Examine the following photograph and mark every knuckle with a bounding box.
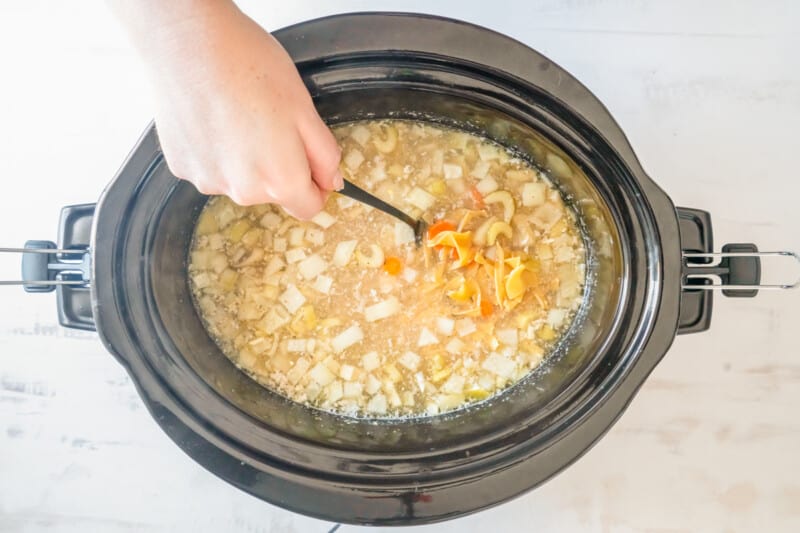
[285,197,323,221]
[164,154,193,180]
[227,190,253,206]
[193,182,215,196]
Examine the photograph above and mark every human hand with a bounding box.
[109,1,342,219]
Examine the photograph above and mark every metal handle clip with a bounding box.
[0,243,91,291]
[682,249,799,293]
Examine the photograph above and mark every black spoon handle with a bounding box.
[339,178,417,229]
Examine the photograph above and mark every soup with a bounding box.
[188,120,585,417]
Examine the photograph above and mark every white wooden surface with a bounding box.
[1,1,798,532]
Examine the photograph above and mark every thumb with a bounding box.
[299,113,343,192]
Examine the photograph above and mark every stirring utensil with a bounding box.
[339,179,428,246]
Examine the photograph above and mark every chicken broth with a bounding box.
[188,120,586,417]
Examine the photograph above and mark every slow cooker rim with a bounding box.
[133,77,656,469]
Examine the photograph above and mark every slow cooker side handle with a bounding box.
[0,204,96,331]
[677,207,799,335]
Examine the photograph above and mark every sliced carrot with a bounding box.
[383,256,403,276]
[470,186,485,208]
[427,220,456,240]
[480,299,493,317]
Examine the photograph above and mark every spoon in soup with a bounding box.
[338,178,428,246]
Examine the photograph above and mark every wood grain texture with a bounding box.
[1,1,798,532]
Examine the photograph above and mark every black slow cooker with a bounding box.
[5,13,798,526]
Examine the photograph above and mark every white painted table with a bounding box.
[1,1,798,531]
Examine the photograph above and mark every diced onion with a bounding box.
[366,393,388,414]
[398,351,421,371]
[344,149,365,170]
[343,382,363,398]
[394,222,415,246]
[401,267,418,283]
[364,297,400,322]
[414,372,426,392]
[417,327,439,347]
[522,182,547,207]
[309,362,336,386]
[442,374,465,394]
[285,248,307,264]
[471,160,490,179]
[311,210,337,229]
[339,364,355,381]
[371,163,387,183]
[279,284,307,314]
[192,272,211,289]
[305,383,321,402]
[482,353,516,378]
[436,317,455,336]
[288,227,305,247]
[478,143,501,161]
[476,176,499,195]
[445,337,466,355]
[326,380,344,402]
[407,187,436,210]
[298,254,328,280]
[531,203,563,229]
[432,150,444,175]
[356,244,384,268]
[216,205,237,228]
[547,309,568,329]
[443,163,463,180]
[210,252,228,274]
[455,318,477,337]
[260,212,281,229]
[264,256,286,277]
[362,351,380,372]
[261,307,290,334]
[365,374,382,394]
[332,324,364,353]
[286,339,308,352]
[350,124,371,146]
[312,274,333,294]
[437,393,465,411]
[546,152,572,178]
[305,228,324,246]
[336,195,357,210]
[555,246,574,263]
[286,357,310,384]
[496,328,519,347]
[333,240,358,267]
[402,391,415,407]
[273,237,287,252]
[384,381,401,407]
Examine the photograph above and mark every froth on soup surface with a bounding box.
[188,120,586,417]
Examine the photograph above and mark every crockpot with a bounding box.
[3,13,798,526]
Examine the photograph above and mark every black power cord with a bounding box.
[327,524,342,533]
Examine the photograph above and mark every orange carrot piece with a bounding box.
[480,299,493,317]
[470,186,485,208]
[427,220,456,240]
[383,256,403,276]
